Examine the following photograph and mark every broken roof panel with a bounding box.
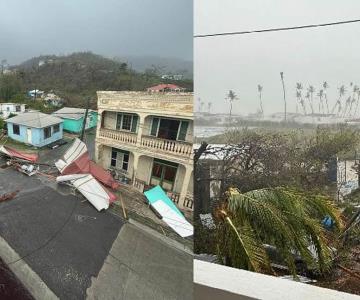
[0,145,38,162]
[56,138,119,189]
[144,185,193,238]
[56,174,116,211]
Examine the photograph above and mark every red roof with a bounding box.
[1,146,38,162]
[61,151,119,190]
[147,84,184,92]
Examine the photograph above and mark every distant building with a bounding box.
[147,84,186,93]
[52,107,97,133]
[0,103,26,119]
[95,91,193,212]
[6,112,63,147]
[161,74,184,81]
[42,92,65,107]
[28,89,44,99]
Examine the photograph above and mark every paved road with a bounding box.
[87,223,193,300]
[0,166,123,299]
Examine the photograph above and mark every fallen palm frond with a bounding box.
[216,187,343,276]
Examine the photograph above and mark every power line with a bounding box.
[194,18,360,38]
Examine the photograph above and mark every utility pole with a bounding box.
[80,98,90,141]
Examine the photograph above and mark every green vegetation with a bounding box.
[195,127,360,280]
[0,52,193,109]
[217,187,342,275]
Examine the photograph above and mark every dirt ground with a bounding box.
[314,245,360,295]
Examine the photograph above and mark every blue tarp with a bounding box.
[144,185,184,219]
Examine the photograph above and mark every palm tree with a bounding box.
[354,88,360,117]
[208,102,212,113]
[226,90,238,120]
[216,187,342,275]
[317,89,324,114]
[280,72,286,121]
[331,85,346,116]
[257,84,264,116]
[308,85,315,115]
[349,85,359,117]
[296,83,306,115]
[200,101,205,113]
[323,82,329,114]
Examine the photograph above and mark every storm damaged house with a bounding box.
[95,91,194,213]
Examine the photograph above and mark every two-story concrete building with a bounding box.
[95,91,194,212]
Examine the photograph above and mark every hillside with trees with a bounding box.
[0,52,193,110]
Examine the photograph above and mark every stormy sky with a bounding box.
[195,0,360,115]
[0,0,192,65]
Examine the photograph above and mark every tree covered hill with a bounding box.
[1,52,193,109]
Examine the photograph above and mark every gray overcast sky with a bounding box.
[195,0,360,115]
[0,0,192,65]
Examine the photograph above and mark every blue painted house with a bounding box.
[6,112,63,147]
[52,107,97,133]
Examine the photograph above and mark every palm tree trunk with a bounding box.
[259,93,264,116]
[354,94,360,117]
[280,73,286,121]
[325,95,329,114]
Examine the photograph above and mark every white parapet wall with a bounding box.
[194,260,360,300]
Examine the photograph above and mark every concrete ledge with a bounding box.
[194,260,360,300]
[0,236,58,300]
[129,218,193,255]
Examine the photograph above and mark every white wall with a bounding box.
[194,260,360,300]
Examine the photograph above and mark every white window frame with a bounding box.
[116,113,135,132]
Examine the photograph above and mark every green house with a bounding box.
[52,107,98,133]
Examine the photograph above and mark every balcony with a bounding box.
[98,128,193,160]
[140,135,192,158]
[99,128,137,145]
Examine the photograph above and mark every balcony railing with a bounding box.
[99,128,137,145]
[98,129,193,158]
[141,135,193,157]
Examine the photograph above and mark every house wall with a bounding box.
[103,111,117,130]
[63,118,83,133]
[62,111,98,133]
[31,123,63,147]
[137,156,153,182]
[7,122,63,147]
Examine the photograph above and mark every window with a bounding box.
[13,124,20,135]
[110,148,130,171]
[177,121,189,141]
[151,159,178,188]
[150,118,159,136]
[44,126,52,139]
[116,113,138,133]
[53,124,60,133]
[122,115,132,130]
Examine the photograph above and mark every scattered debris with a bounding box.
[0,191,19,202]
[199,213,216,229]
[0,145,38,162]
[144,185,193,238]
[47,139,68,149]
[280,275,317,284]
[16,164,39,176]
[57,174,116,211]
[55,138,119,189]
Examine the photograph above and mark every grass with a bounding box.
[0,137,39,152]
